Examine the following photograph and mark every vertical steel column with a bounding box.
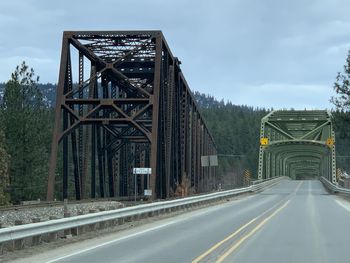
[47,35,69,201]
[70,115,81,200]
[62,110,68,199]
[197,119,201,192]
[149,34,162,199]
[200,123,204,192]
[165,65,174,198]
[90,65,97,198]
[331,129,337,183]
[180,82,187,188]
[78,52,85,198]
[188,105,193,190]
[258,121,266,180]
[192,111,197,190]
[107,132,115,197]
[91,123,96,198]
[96,126,104,198]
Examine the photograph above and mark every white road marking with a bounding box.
[334,199,350,212]
[45,220,179,262]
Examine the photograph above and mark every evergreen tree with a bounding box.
[330,50,350,173]
[0,130,10,205]
[0,62,52,203]
[331,50,350,110]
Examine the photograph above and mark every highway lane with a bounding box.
[219,180,350,263]
[11,180,350,263]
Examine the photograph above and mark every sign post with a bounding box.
[133,168,152,202]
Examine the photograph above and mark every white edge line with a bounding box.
[335,199,350,213]
[45,220,178,263]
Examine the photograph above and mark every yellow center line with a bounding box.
[215,200,290,263]
[192,197,290,263]
[192,181,297,263]
[191,217,259,263]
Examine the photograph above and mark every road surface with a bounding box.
[11,180,350,263]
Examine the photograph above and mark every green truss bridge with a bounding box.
[257,110,336,183]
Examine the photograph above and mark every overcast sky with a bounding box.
[0,0,349,109]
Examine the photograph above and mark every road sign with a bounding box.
[209,155,218,166]
[326,138,334,147]
[201,156,209,167]
[201,155,218,167]
[260,137,269,146]
[144,189,152,196]
[133,168,152,174]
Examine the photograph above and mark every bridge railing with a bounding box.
[0,177,287,250]
[320,176,350,195]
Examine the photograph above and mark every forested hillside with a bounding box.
[194,92,268,185]
[0,83,56,106]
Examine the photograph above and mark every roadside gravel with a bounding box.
[0,201,124,227]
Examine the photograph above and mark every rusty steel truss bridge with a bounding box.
[47,31,217,201]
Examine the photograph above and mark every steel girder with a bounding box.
[47,31,217,200]
[258,110,336,182]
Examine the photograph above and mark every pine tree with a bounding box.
[0,130,10,205]
[0,62,52,203]
[331,50,350,110]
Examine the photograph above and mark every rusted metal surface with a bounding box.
[47,31,217,200]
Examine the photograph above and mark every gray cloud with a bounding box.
[0,0,349,109]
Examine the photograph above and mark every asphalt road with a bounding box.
[12,180,350,263]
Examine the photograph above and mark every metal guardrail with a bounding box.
[320,176,350,195]
[251,176,288,185]
[0,177,286,244]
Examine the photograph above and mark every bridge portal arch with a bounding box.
[257,110,336,183]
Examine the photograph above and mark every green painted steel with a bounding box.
[257,110,336,183]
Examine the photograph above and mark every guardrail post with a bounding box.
[118,217,124,225]
[138,212,145,220]
[133,213,140,221]
[98,208,106,229]
[0,222,3,254]
[88,209,97,231]
[48,216,58,241]
[64,212,72,237]
[73,211,84,235]
[109,218,116,227]
[31,218,41,246]
[13,220,24,250]
[0,221,4,255]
